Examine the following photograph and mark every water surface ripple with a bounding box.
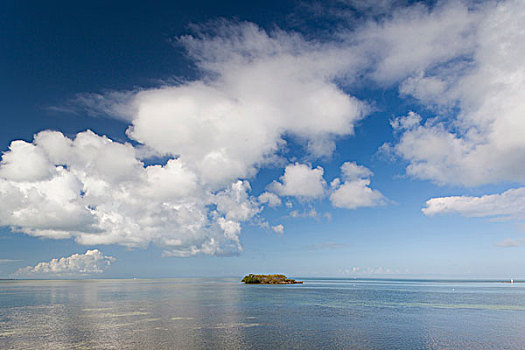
[1,278,524,349]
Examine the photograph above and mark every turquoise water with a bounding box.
[1,278,525,349]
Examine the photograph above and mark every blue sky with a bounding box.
[1,0,525,279]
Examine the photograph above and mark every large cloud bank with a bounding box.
[388,0,525,186]
[0,23,380,256]
[0,130,263,256]
[380,0,525,220]
[2,0,525,254]
[15,249,115,276]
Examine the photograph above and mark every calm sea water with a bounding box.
[1,278,525,349]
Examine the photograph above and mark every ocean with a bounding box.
[1,278,525,349]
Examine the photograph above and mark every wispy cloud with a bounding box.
[494,238,525,248]
[305,242,347,251]
[339,266,402,276]
[0,259,22,263]
[289,208,318,219]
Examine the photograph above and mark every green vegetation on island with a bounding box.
[241,274,303,284]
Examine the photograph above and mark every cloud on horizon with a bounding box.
[14,250,115,277]
[339,266,401,276]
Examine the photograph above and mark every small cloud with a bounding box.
[288,208,318,219]
[390,111,422,131]
[258,192,282,207]
[269,163,326,199]
[271,224,284,235]
[339,266,399,276]
[494,238,525,248]
[330,162,386,209]
[257,220,270,229]
[14,249,115,277]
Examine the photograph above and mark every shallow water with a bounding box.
[1,278,525,349]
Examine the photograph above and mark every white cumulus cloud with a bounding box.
[0,131,259,256]
[15,249,115,276]
[387,0,525,187]
[271,224,284,235]
[330,162,385,209]
[1,21,373,256]
[258,192,282,207]
[269,163,327,199]
[90,22,368,188]
[8,0,520,255]
[423,188,525,221]
[360,0,525,227]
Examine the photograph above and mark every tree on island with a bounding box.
[241,274,302,284]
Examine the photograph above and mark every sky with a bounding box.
[1,0,525,279]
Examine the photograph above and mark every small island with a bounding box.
[241,274,303,284]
